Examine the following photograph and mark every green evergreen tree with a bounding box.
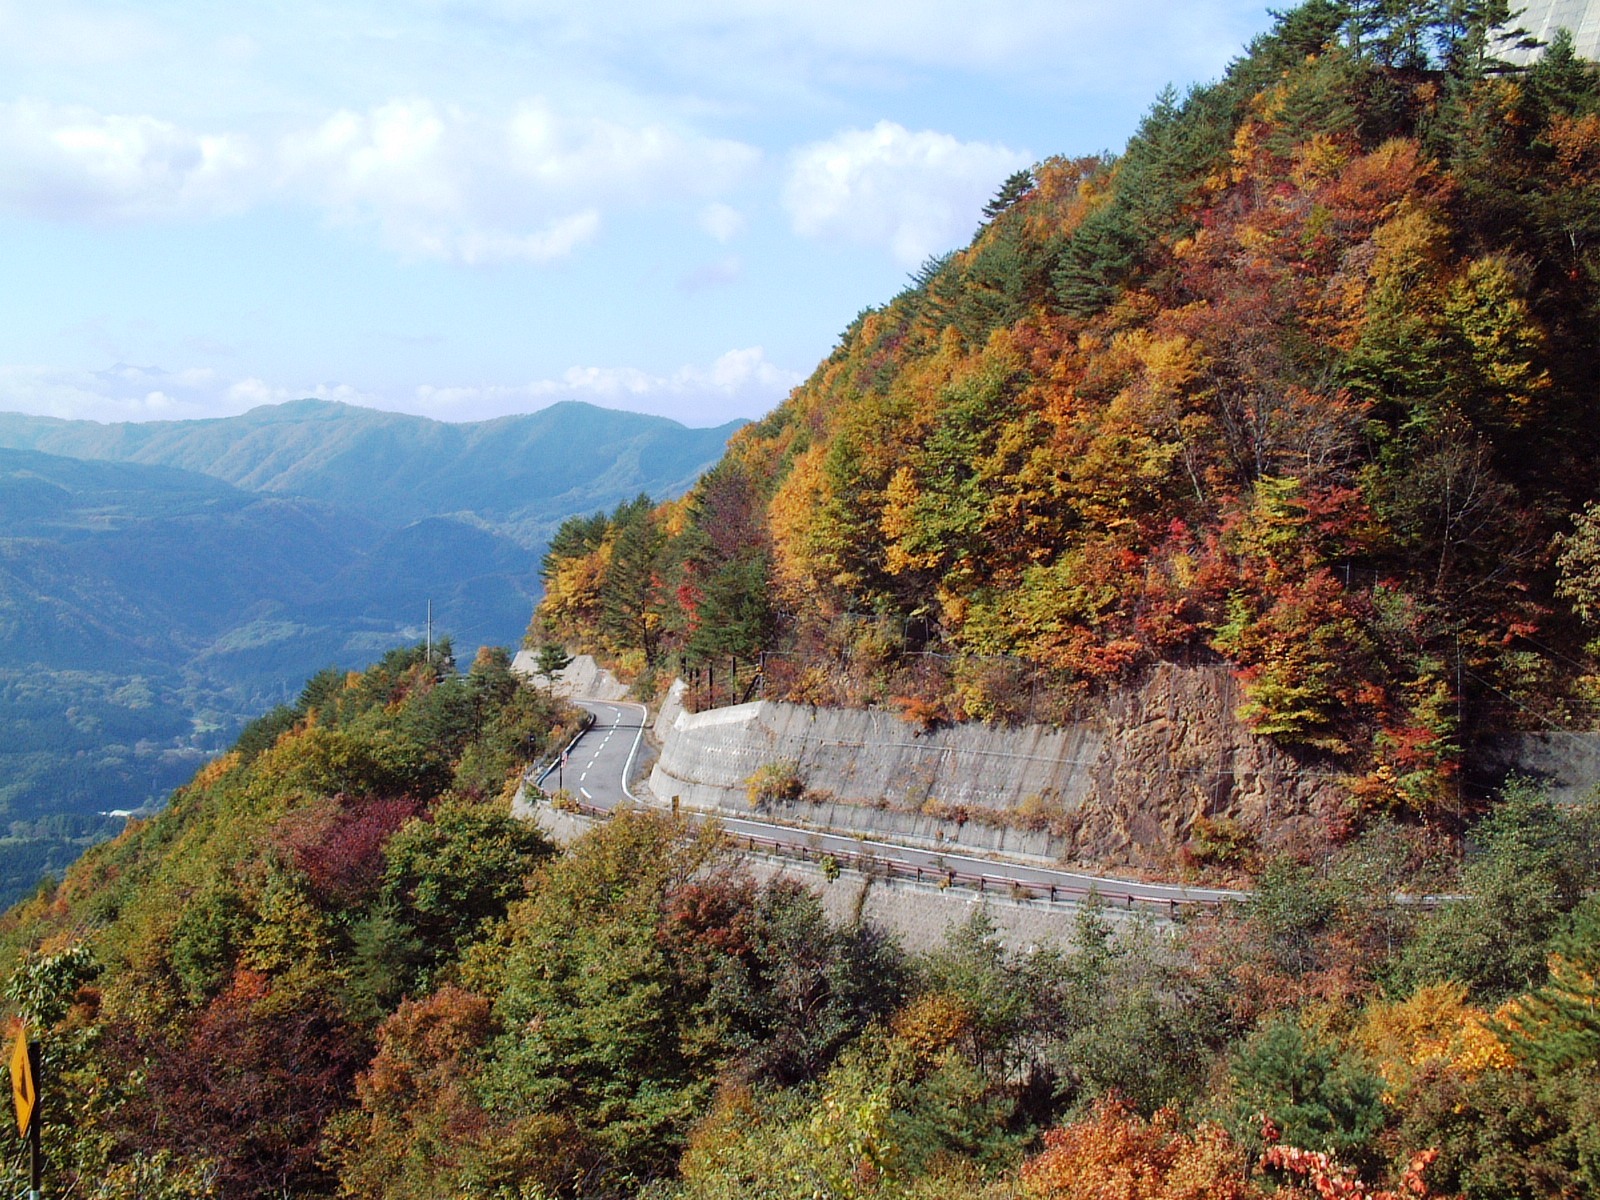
[600,494,668,662]
[1501,897,1600,1072]
[982,168,1035,219]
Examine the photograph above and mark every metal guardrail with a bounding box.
[532,712,597,787]
[726,831,1217,915]
[539,797,1218,915]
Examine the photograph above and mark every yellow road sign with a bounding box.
[9,1027,35,1138]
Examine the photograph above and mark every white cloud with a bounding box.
[278,97,760,263]
[784,120,1028,265]
[507,101,756,198]
[0,94,757,263]
[223,376,374,410]
[414,347,801,424]
[0,363,376,423]
[699,201,746,242]
[0,348,798,427]
[0,99,260,222]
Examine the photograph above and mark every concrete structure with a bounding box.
[522,795,1155,952]
[1499,0,1600,62]
[510,651,630,701]
[648,690,1100,861]
[1473,731,1600,804]
[647,662,1349,873]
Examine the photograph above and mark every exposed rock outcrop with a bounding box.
[650,662,1344,872]
[1065,663,1342,869]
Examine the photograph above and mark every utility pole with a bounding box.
[426,599,433,666]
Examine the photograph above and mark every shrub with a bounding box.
[746,761,804,808]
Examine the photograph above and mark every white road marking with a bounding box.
[580,771,588,781]
[580,788,592,799]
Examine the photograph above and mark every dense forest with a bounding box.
[0,399,739,908]
[539,0,1600,829]
[2,640,1598,1198]
[9,2,1600,1197]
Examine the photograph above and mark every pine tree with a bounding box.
[600,495,668,663]
[982,169,1035,219]
[1502,898,1600,1072]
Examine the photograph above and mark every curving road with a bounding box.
[539,698,1243,910]
[538,699,649,805]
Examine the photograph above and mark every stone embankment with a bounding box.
[650,662,1343,872]
[527,801,1143,952]
[510,651,630,701]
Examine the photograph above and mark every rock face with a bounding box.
[1065,662,1342,869]
[511,652,630,701]
[650,662,1345,872]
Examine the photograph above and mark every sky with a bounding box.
[0,0,1276,429]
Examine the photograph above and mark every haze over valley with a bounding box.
[0,399,739,905]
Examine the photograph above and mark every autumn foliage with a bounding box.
[13,5,1600,1198]
[1018,1098,1259,1200]
[536,5,1600,827]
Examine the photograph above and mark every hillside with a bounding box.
[0,398,741,906]
[537,7,1600,836]
[6,6,1600,1198]
[0,448,544,903]
[0,399,746,548]
[0,643,1596,1199]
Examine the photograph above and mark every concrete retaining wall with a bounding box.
[737,854,1146,953]
[512,785,1144,951]
[649,699,1098,861]
[1473,732,1600,804]
[511,652,630,701]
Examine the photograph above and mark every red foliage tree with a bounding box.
[276,794,423,906]
[116,968,366,1197]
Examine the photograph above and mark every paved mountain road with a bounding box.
[538,699,648,804]
[538,698,1243,911]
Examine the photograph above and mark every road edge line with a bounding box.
[620,701,647,802]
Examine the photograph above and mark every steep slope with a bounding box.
[9,10,1600,1200]
[537,11,1600,835]
[0,399,745,546]
[0,448,546,904]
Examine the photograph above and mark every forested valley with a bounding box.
[0,400,737,909]
[8,2,1600,1197]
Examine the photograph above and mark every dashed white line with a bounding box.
[580,787,592,800]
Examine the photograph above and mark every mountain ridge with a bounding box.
[0,400,745,903]
[0,399,747,545]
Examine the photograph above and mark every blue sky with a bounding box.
[0,0,1274,428]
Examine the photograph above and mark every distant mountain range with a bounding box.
[0,398,742,546]
[0,399,742,904]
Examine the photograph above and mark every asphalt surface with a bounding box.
[543,699,648,805]
[547,698,1244,909]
